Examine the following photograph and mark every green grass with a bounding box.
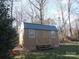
[15,44,79,59]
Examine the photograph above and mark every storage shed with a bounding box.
[19,22,59,51]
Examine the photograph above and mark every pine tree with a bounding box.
[0,1,17,59]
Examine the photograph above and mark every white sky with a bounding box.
[13,0,79,27]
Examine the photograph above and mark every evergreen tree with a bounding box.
[0,0,17,59]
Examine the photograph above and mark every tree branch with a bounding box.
[29,0,40,10]
[25,11,32,17]
[36,0,40,4]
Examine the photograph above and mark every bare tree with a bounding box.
[60,1,67,36]
[68,0,72,37]
[11,0,20,18]
[26,0,35,23]
[11,0,13,18]
[75,0,79,40]
[56,0,67,40]
[28,0,47,24]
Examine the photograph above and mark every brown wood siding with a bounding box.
[23,29,36,51]
[36,30,50,45]
[50,33,59,47]
[23,29,59,51]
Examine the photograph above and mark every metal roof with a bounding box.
[24,23,58,31]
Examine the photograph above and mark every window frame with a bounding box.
[27,29,36,39]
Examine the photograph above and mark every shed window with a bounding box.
[50,31,57,38]
[28,29,35,39]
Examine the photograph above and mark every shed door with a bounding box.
[49,31,59,47]
[36,30,50,45]
[25,29,36,50]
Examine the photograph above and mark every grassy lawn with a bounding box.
[15,43,79,59]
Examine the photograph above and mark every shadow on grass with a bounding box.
[15,45,79,59]
[23,53,79,59]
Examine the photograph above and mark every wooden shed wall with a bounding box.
[23,29,59,51]
[23,29,36,51]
